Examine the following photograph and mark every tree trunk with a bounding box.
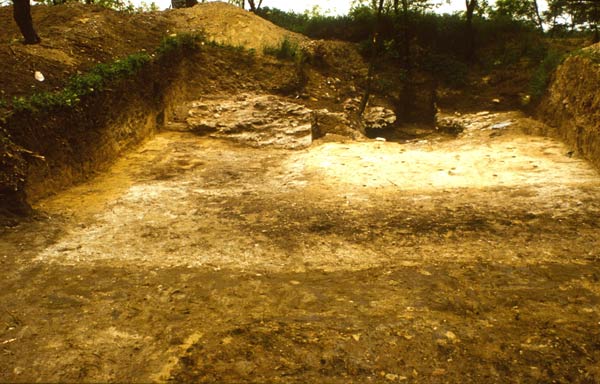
[465,0,477,62]
[247,0,262,12]
[12,0,40,45]
[401,0,410,67]
[593,0,599,43]
[358,0,385,117]
[532,0,544,32]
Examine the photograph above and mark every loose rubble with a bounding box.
[166,93,314,149]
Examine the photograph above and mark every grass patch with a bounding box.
[156,32,206,55]
[264,37,300,61]
[570,48,600,64]
[11,52,152,112]
[9,33,205,113]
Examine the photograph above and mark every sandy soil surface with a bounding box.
[1,109,599,382]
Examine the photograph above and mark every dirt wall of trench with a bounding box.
[3,58,176,208]
[537,43,600,169]
[0,45,301,217]
[7,82,159,204]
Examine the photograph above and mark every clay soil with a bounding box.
[1,2,600,383]
[1,110,600,382]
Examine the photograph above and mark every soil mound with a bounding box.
[167,2,307,51]
[0,1,305,100]
[538,42,600,169]
[0,3,170,99]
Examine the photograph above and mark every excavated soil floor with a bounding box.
[1,110,600,383]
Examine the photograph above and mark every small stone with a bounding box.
[445,331,458,342]
[34,71,45,82]
[491,121,512,130]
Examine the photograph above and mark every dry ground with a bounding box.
[1,3,600,383]
[1,110,599,383]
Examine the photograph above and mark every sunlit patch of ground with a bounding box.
[32,115,600,271]
[296,136,596,191]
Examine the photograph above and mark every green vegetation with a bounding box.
[528,46,598,102]
[423,53,469,87]
[571,48,600,64]
[529,49,566,100]
[11,53,151,112]
[257,8,366,42]
[256,0,598,109]
[545,0,598,42]
[257,0,597,66]
[263,37,300,60]
[156,33,206,55]
[9,34,205,113]
[4,0,596,113]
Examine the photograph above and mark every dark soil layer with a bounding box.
[2,261,599,383]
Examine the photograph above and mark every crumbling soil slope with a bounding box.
[538,43,600,169]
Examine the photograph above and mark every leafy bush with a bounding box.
[472,15,546,67]
[423,53,469,87]
[263,37,299,60]
[257,7,374,42]
[259,4,549,69]
[529,49,565,100]
[157,33,206,55]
